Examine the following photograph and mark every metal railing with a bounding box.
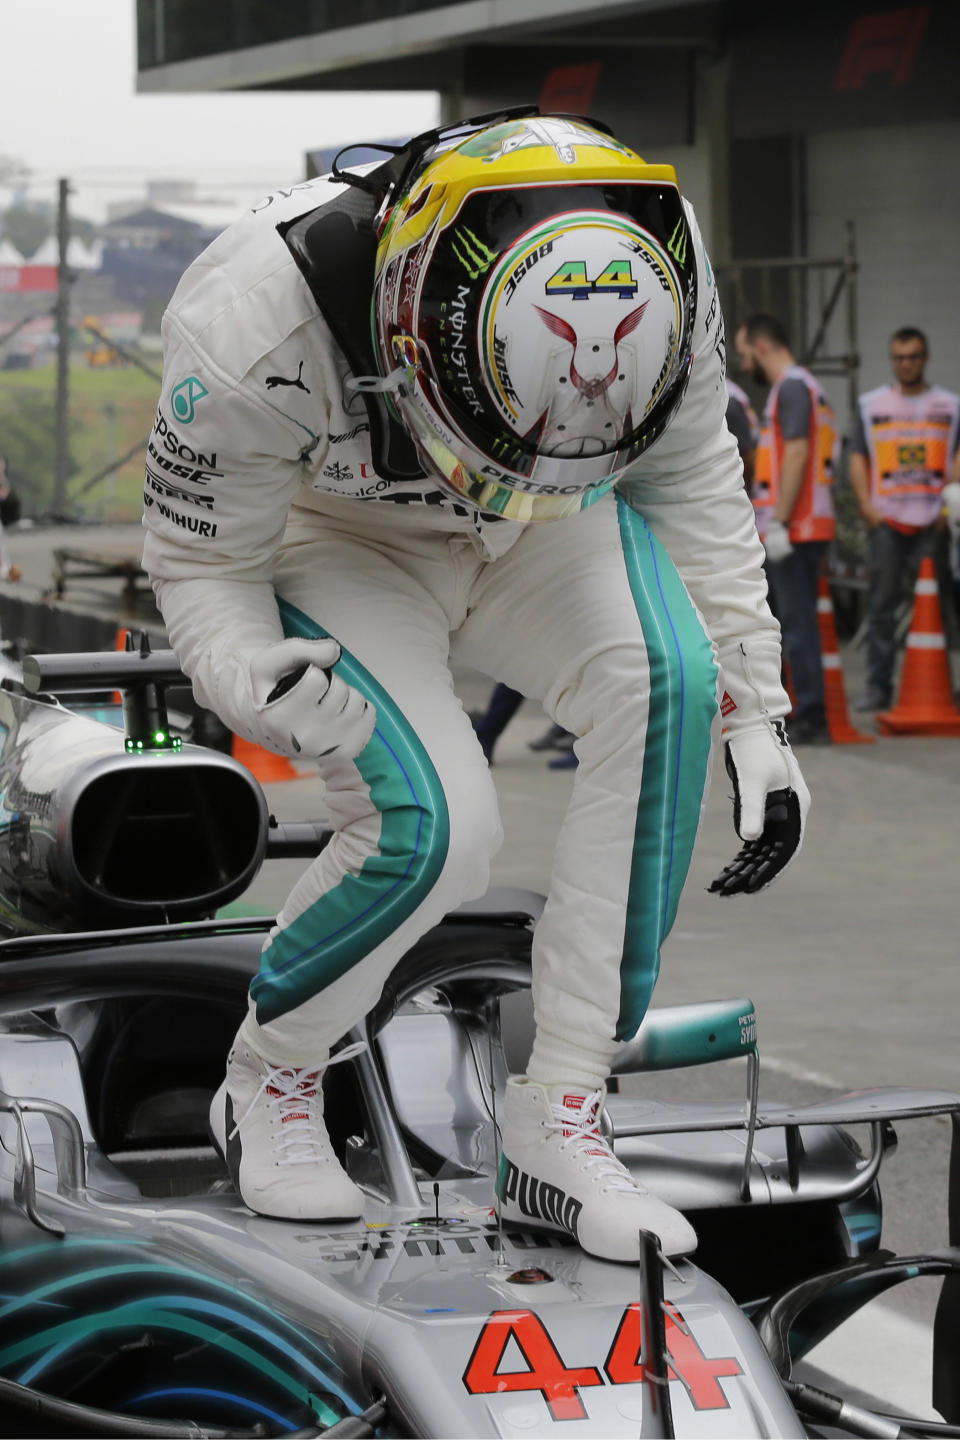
[715,221,859,419]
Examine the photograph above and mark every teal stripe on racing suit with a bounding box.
[249,596,450,1025]
[615,495,717,1041]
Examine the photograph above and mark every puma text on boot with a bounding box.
[497,1076,697,1262]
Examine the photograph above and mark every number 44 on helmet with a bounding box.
[367,112,698,522]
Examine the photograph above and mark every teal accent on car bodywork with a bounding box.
[624,997,758,1071]
[0,1239,360,1428]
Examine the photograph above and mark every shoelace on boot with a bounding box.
[230,1040,367,1165]
[548,1089,646,1197]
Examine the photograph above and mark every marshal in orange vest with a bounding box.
[752,365,837,543]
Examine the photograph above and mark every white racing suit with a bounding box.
[143,174,789,1084]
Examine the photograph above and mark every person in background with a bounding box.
[529,712,577,762]
[848,328,960,712]
[725,377,760,493]
[0,455,22,584]
[469,681,576,766]
[945,458,960,636]
[735,314,836,745]
[540,716,579,769]
[470,680,525,763]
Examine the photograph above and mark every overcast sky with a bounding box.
[0,0,438,222]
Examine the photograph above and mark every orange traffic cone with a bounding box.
[876,558,960,737]
[112,626,128,705]
[231,734,309,782]
[817,578,875,744]
[783,657,797,715]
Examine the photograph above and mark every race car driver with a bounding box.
[142,109,809,1264]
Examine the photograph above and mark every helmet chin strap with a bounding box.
[345,368,408,394]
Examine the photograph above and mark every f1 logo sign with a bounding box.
[833,6,931,91]
[540,62,602,116]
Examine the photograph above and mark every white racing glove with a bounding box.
[943,482,960,537]
[943,481,960,526]
[943,482,960,581]
[708,720,811,895]
[763,518,793,564]
[249,637,377,760]
[711,639,809,895]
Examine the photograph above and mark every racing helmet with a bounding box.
[371,112,698,522]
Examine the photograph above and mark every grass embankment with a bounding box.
[0,360,158,522]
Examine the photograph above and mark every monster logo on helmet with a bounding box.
[372,111,697,522]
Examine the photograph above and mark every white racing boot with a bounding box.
[209,1039,366,1221]
[497,1076,697,1262]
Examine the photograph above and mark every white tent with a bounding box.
[20,235,102,269]
[24,236,57,265]
[0,238,24,266]
[67,237,102,269]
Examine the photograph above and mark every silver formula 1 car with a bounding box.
[0,640,958,1439]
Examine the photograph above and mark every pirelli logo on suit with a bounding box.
[145,461,216,510]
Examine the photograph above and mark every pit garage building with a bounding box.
[136,0,960,435]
